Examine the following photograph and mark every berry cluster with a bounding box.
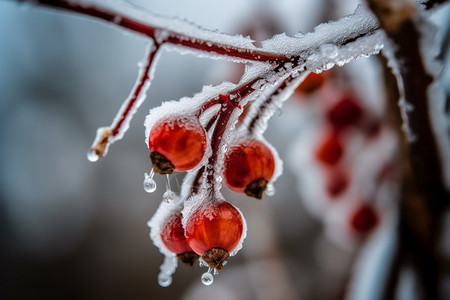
[289,68,400,248]
[144,92,280,286]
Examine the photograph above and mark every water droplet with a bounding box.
[163,174,176,203]
[87,150,99,162]
[163,190,176,203]
[143,170,157,193]
[201,270,214,286]
[265,183,276,197]
[158,273,172,287]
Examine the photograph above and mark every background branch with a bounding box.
[366,0,450,298]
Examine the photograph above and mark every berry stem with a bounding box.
[190,166,205,196]
[246,72,306,137]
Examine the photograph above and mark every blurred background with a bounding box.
[1,0,449,299]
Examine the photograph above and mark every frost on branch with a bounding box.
[69,0,386,160]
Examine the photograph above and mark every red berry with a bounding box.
[185,199,243,270]
[296,71,325,94]
[327,96,362,129]
[160,210,199,266]
[224,139,275,199]
[315,131,343,166]
[326,170,348,198]
[148,118,207,174]
[349,203,379,235]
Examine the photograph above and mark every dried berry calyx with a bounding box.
[150,152,175,174]
[148,117,207,174]
[245,178,268,199]
[224,139,275,199]
[202,248,230,271]
[185,199,243,270]
[177,252,200,267]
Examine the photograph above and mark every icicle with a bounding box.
[143,169,157,193]
[201,267,214,286]
[265,183,276,196]
[157,255,178,287]
[163,174,176,203]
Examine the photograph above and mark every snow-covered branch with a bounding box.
[19,0,390,158]
[27,0,381,63]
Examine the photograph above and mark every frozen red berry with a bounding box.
[148,117,207,174]
[224,139,275,199]
[185,199,243,270]
[160,210,199,266]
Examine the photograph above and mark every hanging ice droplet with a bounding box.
[201,268,214,286]
[163,174,175,203]
[87,150,99,162]
[143,169,157,193]
[163,190,176,203]
[158,273,172,287]
[265,183,276,197]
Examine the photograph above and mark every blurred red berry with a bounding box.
[327,96,362,129]
[224,139,275,199]
[326,170,349,198]
[296,72,325,94]
[349,203,379,235]
[315,131,344,166]
[148,118,207,174]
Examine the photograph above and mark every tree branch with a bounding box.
[366,0,450,298]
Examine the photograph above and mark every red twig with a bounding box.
[30,0,289,63]
[90,44,159,159]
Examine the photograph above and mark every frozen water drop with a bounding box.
[143,177,157,193]
[158,273,172,287]
[163,190,176,203]
[163,175,175,203]
[87,150,99,162]
[143,170,157,193]
[201,271,214,286]
[320,44,339,59]
[265,183,276,197]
